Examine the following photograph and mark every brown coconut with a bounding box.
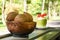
[6,12,18,21]
[14,14,27,22]
[24,12,33,22]
[6,21,36,35]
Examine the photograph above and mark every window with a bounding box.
[0,0,10,36]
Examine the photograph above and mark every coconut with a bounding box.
[14,14,26,22]
[24,12,33,22]
[6,12,18,21]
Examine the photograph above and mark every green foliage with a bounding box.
[0,0,60,15]
[0,0,2,15]
[27,0,31,4]
[27,0,42,14]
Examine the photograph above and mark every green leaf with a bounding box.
[27,0,31,4]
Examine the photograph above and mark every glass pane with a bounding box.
[48,0,60,20]
[47,0,60,27]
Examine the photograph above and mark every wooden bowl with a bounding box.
[6,21,36,37]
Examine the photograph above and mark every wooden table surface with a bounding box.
[0,29,60,40]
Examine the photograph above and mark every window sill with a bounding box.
[0,27,11,38]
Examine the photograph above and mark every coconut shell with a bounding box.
[24,12,33,22]
[6,21,36,35]
[6,12,18,21]
[14,14,26,22]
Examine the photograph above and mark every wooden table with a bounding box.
[0,27,60,40]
